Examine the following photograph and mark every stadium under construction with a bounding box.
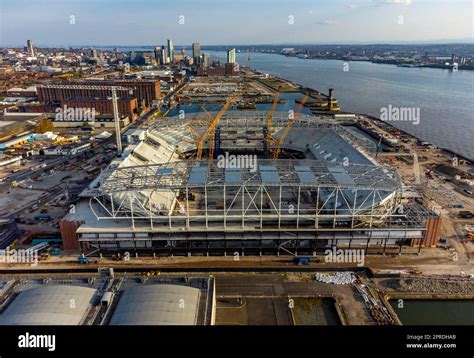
[61,109,440,257]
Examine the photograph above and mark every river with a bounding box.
[389,299,474,325]
[208,51,474,161]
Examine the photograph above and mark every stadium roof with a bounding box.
[98,158,400,194]
[0,285,96,325]
[109,284,200,325]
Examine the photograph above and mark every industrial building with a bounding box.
[109,285,201,325]
[0,276,215,325]
[0,285,97,325]
[60,111,440,256]
[37,79,161,111]
[51,114,130,129]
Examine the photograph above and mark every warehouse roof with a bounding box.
[0,285,96,325]
[109,284,200,325]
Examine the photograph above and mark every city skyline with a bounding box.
[1,0,473,47]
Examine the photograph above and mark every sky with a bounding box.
[0,0,472,47]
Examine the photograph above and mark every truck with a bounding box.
[293,256,311,265]
[34,214,51,222]
[78,256,89,264]
[458,211,474,219]
[437,237,448,249]
[40,252,50,261]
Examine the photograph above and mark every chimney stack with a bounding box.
[328,88,333,110]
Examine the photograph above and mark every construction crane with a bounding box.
[272,94,308,159]
[186,106,215,157]
[196,96,238,161]
[201,105,219,160]
[266,86,281,151]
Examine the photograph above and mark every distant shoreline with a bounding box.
[277,54,474,71]
[246,67,473,162]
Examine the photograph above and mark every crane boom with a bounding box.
[187,124,201,140]
[266,86,281,146]
[196,96,238,160]
[272,95,308,159]
[201,105,218,160]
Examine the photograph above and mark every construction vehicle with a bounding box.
[78,256,89,264]
[458,211,474,219]
[409,268,422,275]
[112,253,125,261]
[40,252,50,261]
[293,256,311,265]
[425,164,437,180]
[34,214,51,222]
[271,95,308,159]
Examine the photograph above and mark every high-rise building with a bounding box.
[227,48,236,64]
[167,39,174,62]
[161,46,167,64]
[154,47,162,64]
[202,53,210,68]
[192,42,201,63]
[26,40,35,57]
[129,51,137,63]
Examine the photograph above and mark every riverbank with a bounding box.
[250,68,473,163]
[277,53,474,71]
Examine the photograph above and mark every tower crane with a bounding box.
[272,95,308,159]
[196,96,238,161]
[265,86,281,151]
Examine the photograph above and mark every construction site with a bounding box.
[60,85,443,257]
[0,63,472,333]
[0,69,470,276]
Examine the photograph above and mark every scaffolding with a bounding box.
[86,158,416,232]
[74,111,437,256]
